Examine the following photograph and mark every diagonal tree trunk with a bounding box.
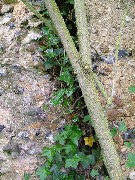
[44,0,123,179]
[20,0,124,178]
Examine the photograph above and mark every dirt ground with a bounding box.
[0,0,135,179]
[86,0,135,179]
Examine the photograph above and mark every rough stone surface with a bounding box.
[0,1,65,179]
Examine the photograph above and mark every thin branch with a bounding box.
[20,0,57,34]
[111,1,130,97]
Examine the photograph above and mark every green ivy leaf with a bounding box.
[63,143,77,154]
[58,70,74,85]
[78,152,95,168]
[44,58,57,70]
[45,48,55,58]
[68,125,82,146]
[118,120,127,132]
[110,127,117,137]
[90,169,99,177]
[65,154,81,168]
[54,129,68,145]
[24,173,31,180]
[83,115,93,126]
[125,153,135,168]
[124,142,133,148]
[42,148,55,162]
[36,166,51,180]
[51,89,66,106]
[128,86,135,93]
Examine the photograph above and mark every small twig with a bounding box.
[111,1,130,97]
[73,95,83,108]
[20,0,57,34]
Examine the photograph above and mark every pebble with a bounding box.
[0,67,7,77]
[17,131,30,140]
[9,21,15,29]
[0,88,4,96]
[11,65,22,73]
[3,141,20,155]
[26,44,36,52]
[0,125,6,132]
[24,106,46,119]
[129,171,135,180]
[22,31,42,45]
[45,131,54,143]
[1,4,13,14]
[101,55,115,64]
[122,128,135,140]
[0,14,12,25]
[14,85,24,94]
[128,60,135,68]
[118,49,129,58]
[125,16,132,22]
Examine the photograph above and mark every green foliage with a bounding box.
[118,120,127,132]
[66,0,74,4]
[24,173,31,180]
[128,85,135,93]
[124,142,133,148]
[36,165,51,180]
[90,169,99,177]
[65,154,81,168]
[36,3,103,179]
[83,115,93,126]
[110,127,117,137]
[36,124,98,179]
[125,153,135,168]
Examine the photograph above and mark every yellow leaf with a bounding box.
[84,136,95,147]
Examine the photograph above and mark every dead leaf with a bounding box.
[84,136,95,147]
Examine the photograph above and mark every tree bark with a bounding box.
[44,0,123,179]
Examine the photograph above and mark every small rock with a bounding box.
[125,16,132,22]
[11,65,22,73]
[27,146,42,155]
[9,21,15,29]
[129,171,135,180]
[101,55,115,64]
[0,125,6,132]
[118,49,129,58]
[22,31,42,45]
[26,44,36,52]
[24,106,46,119]
[0,14,12,25]
[3,141,20,155]
[113,95,124,107]
[128,60,135,68]
[14,85,24,94]
[45,131,54,143]
[17,131,30,140]
[122,128,135,140]
[0,88,4,96]
[0,67,7,77]
[1,4,13,14]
